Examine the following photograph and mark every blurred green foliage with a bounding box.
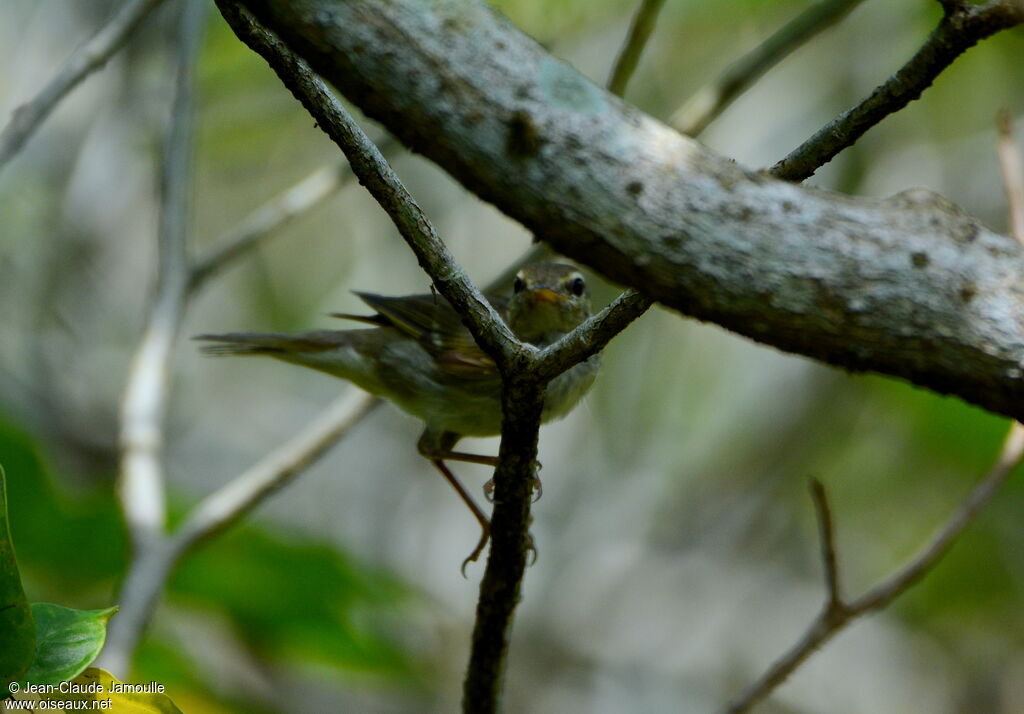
[0,415,425,709]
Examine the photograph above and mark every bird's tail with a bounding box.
[194,331,348,356]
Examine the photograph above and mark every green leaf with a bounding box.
[21,604,118,686]
[0,463,36,691]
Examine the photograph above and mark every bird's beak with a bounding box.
[529,287,565,304]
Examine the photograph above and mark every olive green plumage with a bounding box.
[196,262,599,437]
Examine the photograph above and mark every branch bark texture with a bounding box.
[238,0,1024,422]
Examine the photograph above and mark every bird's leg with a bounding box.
[418,429,538,571]
[427,458,492,576]
[427,449,542,503]
[418,430,493,574]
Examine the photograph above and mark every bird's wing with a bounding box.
[340,291,508,380]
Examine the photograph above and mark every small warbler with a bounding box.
[197,262,599,570]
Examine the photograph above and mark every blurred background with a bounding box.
[1,0,1023,712]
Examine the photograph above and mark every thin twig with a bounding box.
[212,7,655,712]
[770,0,1024,181]
[722,424,1024,714]
[722,110,1024,714]
[671,0,866,136]
[97,391,377,675]
[191,163,346,290]
[534,287,652,380]
[171,391,377,555]
[0,0,168,170]
[809,478,841,606]
[188,136,397,290]
[607,0,667,98]
[997,109,1024,245]
[106,0,206,676]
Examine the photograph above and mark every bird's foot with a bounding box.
[460,525,538,576]
[461,522,491,578]
[483,460,543,503]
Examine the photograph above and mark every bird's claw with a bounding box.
[461,524,491,578]
[526,533,538,565]
[482,460,543,503]
[459,527,538,576]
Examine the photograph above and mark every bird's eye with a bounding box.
[513,276,525,293]
[569,276,586,296]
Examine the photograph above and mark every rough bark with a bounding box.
[239,0,1024,421]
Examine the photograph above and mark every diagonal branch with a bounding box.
[215,0,523,369]
[722,423,1024,714]
[0,0,168,170]
[771,0,1024,181]
[671,0,867,136]
[192,163,346,290]
[607,0,667,97]
[99,390,375,675]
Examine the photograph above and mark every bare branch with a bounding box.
[535,288,652,380]
[0,0,168,170]
[671,0,867,136]
[171,391,377,554]
[851,423,1024,613]
[106,0,206,675]
[607,0,667,98]
[191,164,348,289]
[723,424,1024,713]
[771,1,1024,181]
[809,478,841,607]
[99,391,375,674]
[997,109,1024,245]
[117,0,204,551]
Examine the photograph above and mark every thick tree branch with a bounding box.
[671,0,867,136]
[235,0,1024,423]
[771,1,1024,180]
[0,0,168,170]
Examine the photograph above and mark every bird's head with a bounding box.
[507,262,592,345]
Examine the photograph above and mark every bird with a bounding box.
[196,262,600,572]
